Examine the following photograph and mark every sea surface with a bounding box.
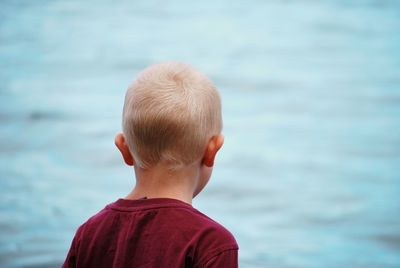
[0,0,399,267]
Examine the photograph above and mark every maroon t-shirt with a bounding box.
[62,198,238,268]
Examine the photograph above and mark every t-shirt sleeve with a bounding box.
[62,226,84,268]
[202,248,238,268]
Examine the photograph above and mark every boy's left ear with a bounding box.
[202,134,224,167]
[115,133,135,166]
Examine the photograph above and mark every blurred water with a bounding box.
[1,0,400,267]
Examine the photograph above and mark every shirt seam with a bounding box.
[107,204,198,214]
[194,244,239,267]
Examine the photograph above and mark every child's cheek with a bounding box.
[194,166,212,197]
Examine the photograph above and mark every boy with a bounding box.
[62,62,238,267]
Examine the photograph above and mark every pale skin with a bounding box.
[114,133,224,205]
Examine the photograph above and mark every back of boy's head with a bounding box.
[122,61,222,170]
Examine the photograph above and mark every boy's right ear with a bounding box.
[115,133,135,166]
[202,134,224,167]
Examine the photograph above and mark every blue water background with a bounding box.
[1,1,400,267]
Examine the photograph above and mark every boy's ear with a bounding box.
[115,133,135,166]
[202,134,224,167]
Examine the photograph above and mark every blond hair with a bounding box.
[122,62,222,170]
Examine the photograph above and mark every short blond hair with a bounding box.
[122,61,222,170]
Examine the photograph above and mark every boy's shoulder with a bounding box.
[83,198,236,245]
[69,198,238,267]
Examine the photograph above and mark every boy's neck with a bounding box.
[124,163,200,205]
